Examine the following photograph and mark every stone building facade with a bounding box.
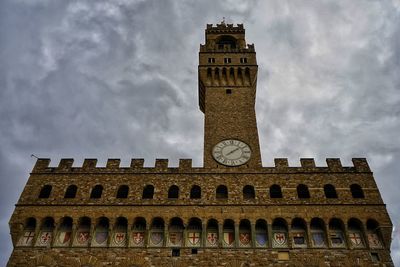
[8,23,393,266]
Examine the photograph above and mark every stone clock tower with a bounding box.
[199,23,262,168]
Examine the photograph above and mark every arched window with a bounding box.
[255,219,268,247]
[64,185,77,198]
[291,218,308,247]
[93,217,109,247]
[272,218,288,248]
[348,218,366,248]
[239,219,252,247]
[216,185,228,199]
[350,184,364,198]
[243,185,255,199]
[297,184,310,199]
[90,185,103,199]
[56,217,73,246]
[187,218,202,247]
[168,185,179,199]
[76,217,91,246]
[36,217,55,247]
[329,218,346,248]
[270,184,282,198]
[17,217,36,246]
[310,218,326,247]
[142,185,154,199]
[116,185,129,198]
[324,184,338,198]
[216,35,237,49]
[132,217,146,247]
[38,185,52,198]
[206,219,218,247]
[112,217,128,247]
[366,219,383,248]
[149,217,164,247]
[222,219,235,247]
[169,217,184,246]
[190,185,201,199]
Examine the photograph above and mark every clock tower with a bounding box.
[199,22,262,168]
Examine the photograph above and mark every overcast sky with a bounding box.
[1,0,400,265]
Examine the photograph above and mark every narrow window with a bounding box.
[172,249,180,257]
[90,185,103,199]
[324,184,338,198]
[270,184,283,198]
[226,89,232,94]
[38,185,52,198]
[350,184,364,198]
[168,185,179,199]
[297,184,310,199]
[64,185,77,198]
[190,185,201,199]
[208,58,215,63]
[224,58,231,64]
[240,58,248,63]
[216,185,228,199]
[142,185,154,199]
[116,185,129,198]
[243,185,255,199]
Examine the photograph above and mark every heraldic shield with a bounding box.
[92,230,108,247]
[349,232,364,248]
[187,232,201,246]
[150,231,163,246]
[56,230,71,246]
[169,232,183,246]
[239,233,251,247]
[112,232,126,247]
[256,233,267,247]
[311,232,325,247]
[272,232,287,248]
[207,232,218,247]
[35,231,52,247]
[17,231,35,246]
[223,232,234,247]
[367,232,382,248]
[132,231,145,246]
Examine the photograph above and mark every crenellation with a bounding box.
[106,159,120,169]
[326,158,342,172]
[352,158,371,172]
[58,158,74,170]
[179,159,192,170]
[32,158,50,172]
[274,158,289,168]
[82,159,97,170]
[130,158,144,169]
[155,159,169,170]
[300,158,316,168]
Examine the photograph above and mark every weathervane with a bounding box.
[221,17,226,25]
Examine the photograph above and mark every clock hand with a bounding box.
[226,147,240,156]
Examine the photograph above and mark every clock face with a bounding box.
[212,139,251,166]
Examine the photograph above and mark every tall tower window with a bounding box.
[64,185,77,198]
[208,58,215,63]
[297,184,310,199]
[90,185,103,199]
[324,184,338,198]
[168,185,179,199]
[224,58,232,64]
[216,185,228,199]
[350,184,365,198]
[116,185,129,198]
[240,57,248,63]
[142,185,154,199]
[190,185,201,199]
[38,185,52,199]
[243,185,255,199]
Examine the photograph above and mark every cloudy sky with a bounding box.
[1,0,399,265]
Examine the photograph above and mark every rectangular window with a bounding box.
[172,249,180,257]
[191,248,198,254]
[226,89,232,94]
[208,58,215,63]
[240,58,248,63]
[224,58,231,64]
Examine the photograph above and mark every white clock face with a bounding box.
[212,139,251,166]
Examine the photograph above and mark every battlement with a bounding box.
[206,23,244,33]
[32,157,371,173]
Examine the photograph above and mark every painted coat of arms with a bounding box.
[223,232,234,246]
[273,232,287,247]
[188,232,200,246]
[113,232,126,246]
[367,232,382,248]
[77,231,90,245]
[58,231,71,245]
[349,232,364,247]
[207,232,218,246]
[239,233,251,246]
[37,231,52,246]
[169,232,183,246]
[18,231,35,246]
[150,232,163,246]
[256,233,267,246]
[132,232,145,245]
[311,232,325,247]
